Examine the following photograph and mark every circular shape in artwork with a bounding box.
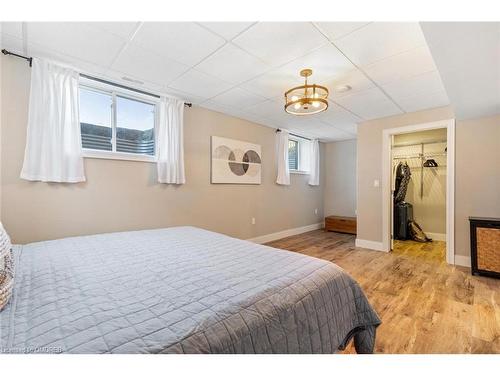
[213,145,232,159]
[228,162,249,176]
[243,150,261,164]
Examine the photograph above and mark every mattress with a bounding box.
[0,226,380,354]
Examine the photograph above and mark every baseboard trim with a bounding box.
[247,222,324,244]
[454,255,471,268]
[355,239,385,251]
[427,232,447,241]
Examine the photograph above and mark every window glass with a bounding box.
[80,88,112,151]
[116,96,155,155]
[288,139,299,170]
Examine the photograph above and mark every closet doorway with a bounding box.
[382,119,455,264]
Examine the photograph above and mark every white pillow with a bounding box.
[0,222,13,311]
[0,222,11,259]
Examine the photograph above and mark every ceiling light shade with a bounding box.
[284,69,329,116]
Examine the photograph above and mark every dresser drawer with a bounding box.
[325,216,357,235]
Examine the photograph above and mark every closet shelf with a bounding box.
[392,152,447,160]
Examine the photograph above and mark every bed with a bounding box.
[0,226,380,354]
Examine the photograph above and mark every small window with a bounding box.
[79,80,158,161]
[288,136,311,173]
[288,139,299,171]
[116,96,155,156]
[80,88,113,152]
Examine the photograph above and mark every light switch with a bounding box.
[373,179,380,187]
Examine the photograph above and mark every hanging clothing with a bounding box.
[394,162,411,203]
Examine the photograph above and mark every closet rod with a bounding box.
[1,49,193,108]
[392,139,447,148]
[393,152,447,160]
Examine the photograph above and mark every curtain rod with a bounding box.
[1,49,192,108]
[276,128,311,141]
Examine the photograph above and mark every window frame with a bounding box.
[79,79,160,163]
[288,135,310,175]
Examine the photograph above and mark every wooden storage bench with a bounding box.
[325,216,357,235]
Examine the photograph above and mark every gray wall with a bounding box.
[324,140,357,217]
[357,105,500,257]
[455,114,500,257]
[1,56,325,244]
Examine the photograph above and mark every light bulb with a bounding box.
[291,95,298,102]
[294,103,301,110]
[312,101,320,108]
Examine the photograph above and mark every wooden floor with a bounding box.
[266,230,500,354]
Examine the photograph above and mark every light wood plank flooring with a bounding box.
[266,230,500,354]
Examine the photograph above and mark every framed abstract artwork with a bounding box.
[211,136,262,184]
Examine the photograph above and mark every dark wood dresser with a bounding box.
[469,217,500,279]
[325,216,357,235]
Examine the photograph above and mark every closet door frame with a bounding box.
[381,119,455,265]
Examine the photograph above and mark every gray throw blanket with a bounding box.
[1,227,380,354]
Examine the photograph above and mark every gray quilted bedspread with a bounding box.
[0,227,380,354]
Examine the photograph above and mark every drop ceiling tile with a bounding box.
[319,126,356,141]
[395,90,450,113]
[232,22,328,67]
[99,68,165,93]
[316,102,361,123]
[278,43,355,83]
[1,22,23,38]
[314,22,370,40]
[240,68,302,99]
[162,87,206,105]
[132,22,226,66]
[334,22,427,66]
[333,122,357,134]
[168,69,233,99]
[198,22,255,40]
[265,110,297,127]
[295,121,354,141]
[112,43,189,86]
[381,70,446,100]
[334,87,403,120]
[316,103,360,133]
[26,22,127,67]
[363,46,437,85]
[195,43,270,85]
[210,87,267,109]
[92,22,140,39]
[27,42,109,77]
[201,100,250,119]
[323,68,375,98]
[245,98,283,117]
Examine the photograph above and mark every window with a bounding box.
[79,79,158,162]
[288,139,299,170]
[288,136,311,173]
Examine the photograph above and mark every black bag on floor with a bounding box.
[394,202,413,240]
[408,221,432,242]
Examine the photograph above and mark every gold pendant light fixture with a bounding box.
[284,69,329,116]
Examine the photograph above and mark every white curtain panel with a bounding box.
[157,97,186,184]
[20,58,85,183]
[276,129,290,185]
[308,139,320,186]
